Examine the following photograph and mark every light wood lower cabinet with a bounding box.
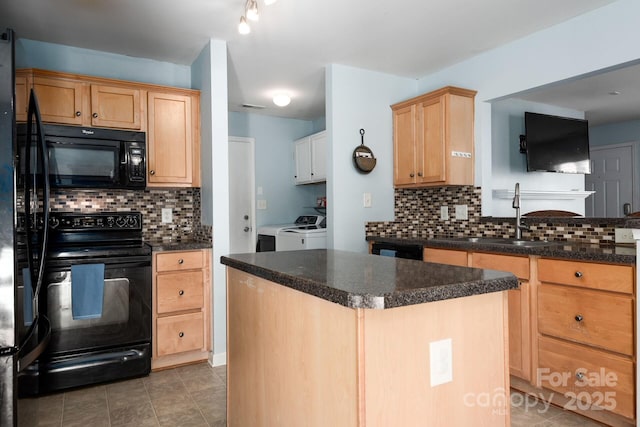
[535,258,635,424]
[152,249,211,370]
[418,244,637,425]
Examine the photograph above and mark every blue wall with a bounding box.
[590,119,640,146]
[228,112,326,227]
[15,39,191,88]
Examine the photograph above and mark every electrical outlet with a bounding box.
[257,199,267,210]
[161,208,172,224]
[455,204,468,220]
[430,338,453,387]
[440,206,449,221]
[363,192,372,208]
[615,228,635,244]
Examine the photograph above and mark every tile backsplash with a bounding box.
[365,186,637,245]
[50,188,210,242]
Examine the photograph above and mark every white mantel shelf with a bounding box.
[493,189,595,200]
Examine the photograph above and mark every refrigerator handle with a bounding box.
[31,90,50,304]
[17,314,51,372]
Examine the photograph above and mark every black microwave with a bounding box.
[18,124,146,189]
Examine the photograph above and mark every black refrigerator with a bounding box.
[0,28,51,427]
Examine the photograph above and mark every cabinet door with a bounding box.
[294,137,312,184]
[147,92,193,186]
[310,131,327,182]
[418,96,445,183]
[393,104,417,185]
[90,85,141,129]
[33,76,85,125]
[15,72,30,122]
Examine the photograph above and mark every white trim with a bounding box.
[632,229,640,424]
[492,189,594,200]
[209,351,227,367]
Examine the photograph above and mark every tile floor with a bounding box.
[23,364,605,426]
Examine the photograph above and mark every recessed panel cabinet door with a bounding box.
[33,76,85,125]
[147,92,193,186]
[393,104,417,185]
[15,73,29,122]
[419,96,445,183]
[90,85,141,129]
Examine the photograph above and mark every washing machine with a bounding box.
[276,226,327,251]
[256,215,325,252]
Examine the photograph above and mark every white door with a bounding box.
[585,144,634,217]
[229,137,256,253]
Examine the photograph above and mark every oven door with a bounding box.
[42,254,151,355]
[47,138,121,188]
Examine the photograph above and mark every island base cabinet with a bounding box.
[227,268,511,427]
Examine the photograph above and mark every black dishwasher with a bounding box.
[371,242,423,260]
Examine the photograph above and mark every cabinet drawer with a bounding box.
[471,253,529,280]
[423,248,468,266]
[156,312,204,356]
[538,336,634,419]
[156,251,203,272]
[538,259,633,294]
[157,271,204,314]
[538,284,633,356]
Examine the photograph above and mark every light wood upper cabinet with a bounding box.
[392,86,476,188]
[90,85,141,129]
[33,75,86,125]
[29,72,142,129]
[147,91,200,187]
[15,71,30,122]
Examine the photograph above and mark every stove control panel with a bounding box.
[49,212,142,231]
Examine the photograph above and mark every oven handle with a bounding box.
[45,349,147,373]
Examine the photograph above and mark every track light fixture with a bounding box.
[238,0,277,34]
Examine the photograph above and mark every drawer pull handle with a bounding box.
[149,170,155,175]
[179,332,184,338]
[574,271,583,278]
[575,314,583,322]
[576,372,585,380]
[75,111,81,117]
[179,290,184,296]
[178,259,184,264]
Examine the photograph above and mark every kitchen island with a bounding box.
[221,249,518,427]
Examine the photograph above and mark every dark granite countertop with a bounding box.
[366,236,636,265]
[221,249,518,309]
[146,239,212,252]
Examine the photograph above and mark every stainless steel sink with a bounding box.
[433,237,562,248]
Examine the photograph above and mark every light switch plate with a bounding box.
[363,192,372,208]
[257,199,267,210]
[161,208,172,224]
[440,206,449,221]
[430,338,453,387]
[455,204,468,220]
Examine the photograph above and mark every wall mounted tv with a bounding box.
[523,112,591,174]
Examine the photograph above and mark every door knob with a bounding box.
[244,227,251,232]
[244,215,249,220]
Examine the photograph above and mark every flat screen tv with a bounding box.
[524,112,591,174]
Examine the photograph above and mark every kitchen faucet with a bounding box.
[512,183,529,240]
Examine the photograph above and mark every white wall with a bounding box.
[16,39,191,88]
[191,40,229,364]
[414,0,640,217]
[491,99,586,216]
[326,64,417,252]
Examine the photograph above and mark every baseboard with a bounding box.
[209,351,226,367]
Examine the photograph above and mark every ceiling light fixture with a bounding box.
[238,16,251,34]
[273,93,291,107]
[239,0,278,34]
[246,0,259,21]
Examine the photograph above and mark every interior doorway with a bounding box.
[228,136,256,253]
[585,143,637,217]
